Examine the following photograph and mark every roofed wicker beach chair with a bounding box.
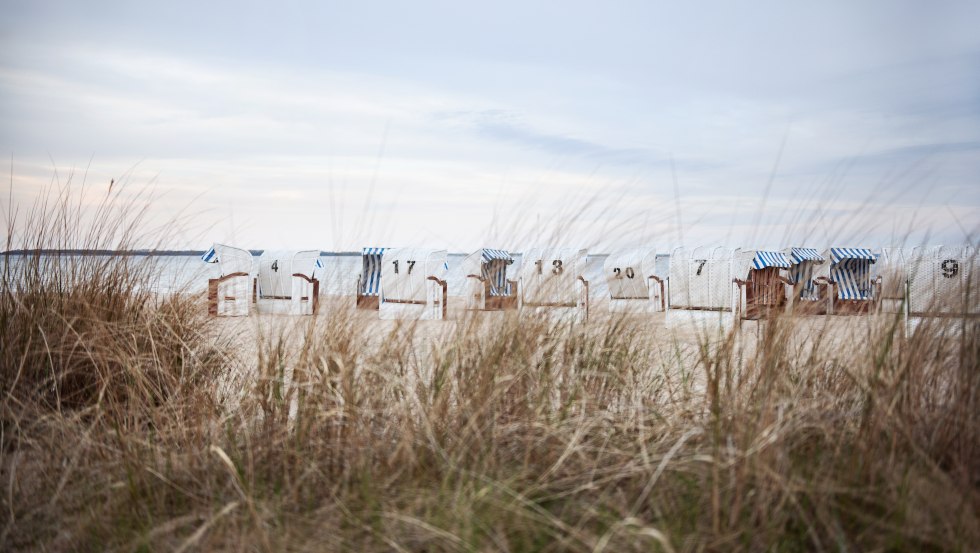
[202,243,254,317]
[462,248,517,311]
[783,247,827,313]
[356,247,387,310]
[290,250,322,315]
[378,248,449,320]
[905,245,979,327]
[603,248,666,313]
[815,248,879,314]
[875,247,907,315]
[253,250,322,315]
[666,246,738,330]
[517,248,590,322]
[733,249,792,320]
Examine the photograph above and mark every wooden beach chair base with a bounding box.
[486,295,518,310]
[833,299,874,315]
[737,268,790,320]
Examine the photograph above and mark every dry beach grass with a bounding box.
[1,183,978,551]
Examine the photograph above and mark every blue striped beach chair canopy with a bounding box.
[783,247,824,300]
[788,247,824,265]
[479,248,515,296]
[359,247,388,296]
[202,243,254,276]
[829,247,876,264]
[481,248,514,264]
[750,250,790,270]
[825,247,876,300]
[733,249,790,280]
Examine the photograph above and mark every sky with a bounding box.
[1,0,978,252]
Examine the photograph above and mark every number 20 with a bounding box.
[612,267,635,279]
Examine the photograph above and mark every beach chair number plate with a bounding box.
[392,260,416,274]
[534,260,564,275]
[941,259,958,278]
[612,267,635,279]
[695,260,707,275]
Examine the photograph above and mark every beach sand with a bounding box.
[207,292,905,412]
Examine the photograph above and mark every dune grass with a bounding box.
[1,182,978,552]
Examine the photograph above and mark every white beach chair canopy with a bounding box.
[202,243,254,276]
[603,249,659,299]
[380,247,448,303]
[875,247,907,301]
[257,250,304,298]
[907,245,979,316]
[668,246,736,310]
[519,247,588,306]
[290,250,323,277]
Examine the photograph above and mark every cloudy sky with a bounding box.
[2,0,978,252]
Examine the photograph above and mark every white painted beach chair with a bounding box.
[733,249,791,320]
[874,247,907,315]
[290,250,323,315]
[379,248,449,320]
[666,246,738,330]
[202,243,253,317]
[517,248,589,321]
[356,247,387,310]
[905,245,979,325]
[814,248,879,314]
[783,247,827,313]
[463,248,517,311]
[603,249,665,313]
[253,250,323,315]
[256,250,292,300]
